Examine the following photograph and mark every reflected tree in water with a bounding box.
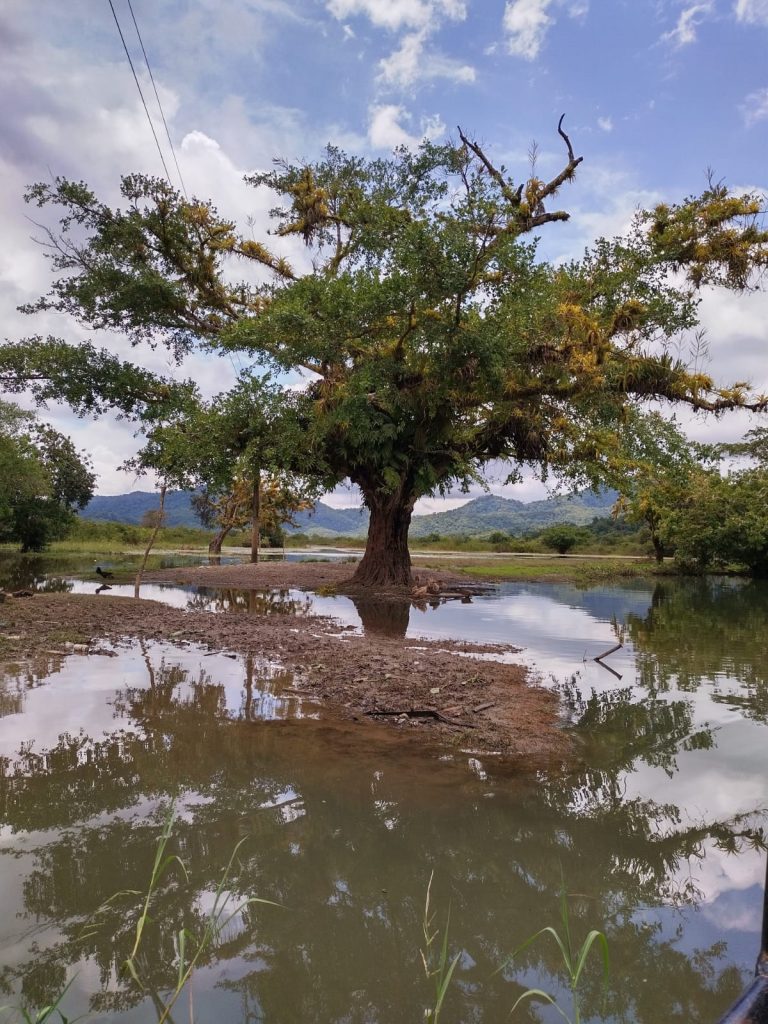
[625,580,768,714]
[0,651,764,1022]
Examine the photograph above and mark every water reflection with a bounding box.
[0,640,765,1022]
[625,579,768,700]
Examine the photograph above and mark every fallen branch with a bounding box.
[364,708,475,728]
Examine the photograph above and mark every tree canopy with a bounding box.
[0,400,95,551]
[10,123,768,583]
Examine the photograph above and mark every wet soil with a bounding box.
[0,589,570,766]
[140,558,481,594]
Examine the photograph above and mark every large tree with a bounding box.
[15,125,768,584]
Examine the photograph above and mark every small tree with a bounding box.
[540,524,582,555]
[0,400,94,551]
[613,412,715,563]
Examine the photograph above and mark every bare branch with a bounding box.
[538,114,583,202]
[457,126,521,208]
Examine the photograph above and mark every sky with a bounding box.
[1,0,767,512]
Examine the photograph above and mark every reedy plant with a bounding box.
[1,979,77,1024]
[87,803,278,1024]
[503,887,610,1024]
[420,872,461,1023]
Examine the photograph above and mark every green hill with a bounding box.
[81,489,616,538]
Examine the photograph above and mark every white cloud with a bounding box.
[734,0,768,24]
[503,0,554,59]
[741,86,768,126]
[597,116,613,132]
[661,2,714,48]
[367,104,445,149]
[326,0,465,32]
[378,27,476,88]
[502,0,588,60]
[328,0,472,90]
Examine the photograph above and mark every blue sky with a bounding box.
[1,0,767,508]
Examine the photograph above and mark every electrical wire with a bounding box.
[106,0,173,185]
[126,0,188,198]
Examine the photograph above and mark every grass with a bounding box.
[444,556,666,584]
[420,872,461,1024]
[503,886,609,1024]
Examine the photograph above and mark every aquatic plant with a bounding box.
[420,872,460,1023]
[503,887,609,1024]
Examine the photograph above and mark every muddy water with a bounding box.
[0,563,767,1022]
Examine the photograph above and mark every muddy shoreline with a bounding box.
[140,558,485,594]
[1,574,572,765]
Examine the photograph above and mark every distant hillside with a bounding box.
[81,489,617,538]
[82,491,200,527]
[408,491,618,538]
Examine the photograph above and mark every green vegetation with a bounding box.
[458,558,658,584]
[3,131,766,586]
[0,401,94,552]
[505,888,609,1024]
[540,524,584,555]
[420,873,460,1024]
[615,424,768,575]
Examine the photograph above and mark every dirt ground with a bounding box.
[0,565,573,765]
[141,558,480,593]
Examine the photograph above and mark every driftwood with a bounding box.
[472,701,496,714]
[364,708,476,728]
[594,642,622,663]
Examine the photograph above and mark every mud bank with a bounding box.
[0,591,571,765]
[140,559,480,593]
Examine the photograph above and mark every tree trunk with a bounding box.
[208,524,234,555]
[352,491,415,588]
[250,467,261,565]
[652,533,665,563]
[134,483,167,598]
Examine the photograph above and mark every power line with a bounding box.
[125,0,188,199]
[106,0,173,185]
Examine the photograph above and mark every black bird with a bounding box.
[95,583,112,593]
[95,567,114,579]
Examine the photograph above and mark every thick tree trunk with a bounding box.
[250,467,261,565]
[352,491,415,588]
[652,534,665,563]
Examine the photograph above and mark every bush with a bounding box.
[540,524,583,555]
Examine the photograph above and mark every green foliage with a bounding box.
[0,336,197,422]
[665,469,768,575]
[0,401,95,551]
[12,132,768,580]
[541,524,584,554]
[66,517,214,549]
[613,413,713,562]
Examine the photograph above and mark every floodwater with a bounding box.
[0,555,767,1023]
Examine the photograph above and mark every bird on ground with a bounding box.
[95,567,114,579]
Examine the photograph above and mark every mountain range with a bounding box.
[81,488,617,538]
